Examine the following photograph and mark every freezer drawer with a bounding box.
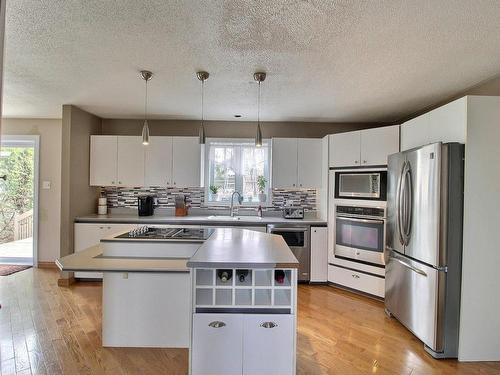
[385,252,445,352]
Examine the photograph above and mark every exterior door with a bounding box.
[386,150,406,257]
[404,143,441,267]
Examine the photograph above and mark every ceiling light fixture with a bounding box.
[253,72,266,147]
[196,71,209,144]
[140,70,153,145]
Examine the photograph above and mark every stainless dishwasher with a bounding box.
[267,224,310,282]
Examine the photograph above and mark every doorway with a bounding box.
[0,135,39,266]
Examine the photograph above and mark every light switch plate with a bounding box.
[42,181,51,189]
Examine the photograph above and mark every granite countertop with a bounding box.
[187,228,299,269]
[74,213,327,226]
[57,228,298,273]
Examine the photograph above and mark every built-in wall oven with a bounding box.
[267,225,310,282]
[334,205,386,266]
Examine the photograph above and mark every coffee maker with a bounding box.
[138,195,155,216]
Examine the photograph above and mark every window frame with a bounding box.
[203,138,272,207]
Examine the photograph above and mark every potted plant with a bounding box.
[209,185,219,201]
[257,175,267,203]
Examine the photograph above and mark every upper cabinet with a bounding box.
[117,136,145,187]
[172,137,201,187]
[90,136,200,187]
[144,136,173,186]
[272,138,322,189]
[90,136,118,186]
[401,97,466,151]
[329,125,399,167]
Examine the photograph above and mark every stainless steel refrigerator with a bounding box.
[385,142,464,358]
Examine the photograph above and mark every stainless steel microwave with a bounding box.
[334,171,387,201]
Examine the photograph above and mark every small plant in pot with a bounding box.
[209,185,219,201]
[257,175,267,203]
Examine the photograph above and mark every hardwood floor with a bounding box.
[0,269,499,375]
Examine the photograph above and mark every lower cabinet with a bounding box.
[74,223,137,279]
[192,313,294,375]
[310,226,328,282]
[328,264,385,298]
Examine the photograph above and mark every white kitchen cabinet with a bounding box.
[329,125,400,167]
[328,264,385,298]
[74,223,137,279]
[172,137,201,187]
[310,226,328,282]
[401,97,467,151]
[272,138,298,188]
[191,314,244,375]
[329,131,361,167]
[192,313,294,375]
[90,136,118,186]
[242,314,294,375]
[144,136,173,186]
[297,138,322,188]
[272,138,322,188]
[360,125,400,165]
[117,136,145,187]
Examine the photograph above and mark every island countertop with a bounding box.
[57,228,298,273]
[187,228,299,269]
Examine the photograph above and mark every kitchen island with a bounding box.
[57,227,299,374]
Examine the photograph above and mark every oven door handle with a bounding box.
[269,227,308,233]
[336,216,385,225]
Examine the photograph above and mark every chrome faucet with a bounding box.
[230,191,243,217]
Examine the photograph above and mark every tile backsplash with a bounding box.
[103,187,317,211]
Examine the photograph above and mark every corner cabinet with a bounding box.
[90,135,200,187]
[272,138,322,188]
[329,125,400,167]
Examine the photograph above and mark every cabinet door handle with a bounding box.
[111,181,115,184]
[363,160,367,164]
[352,274,360,279]
[354,160,359,164]
[260,321,278,329]
[99,226,104,230]
[208,321,226,328]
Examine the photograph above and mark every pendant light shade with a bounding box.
[140,70,153,146]
[254,72,266,147]
[197,71,209,144]
[142,119,150,145]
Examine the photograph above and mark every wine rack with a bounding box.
[193,268,295,310]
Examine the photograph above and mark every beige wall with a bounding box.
[102,119,384,138]
[60,105,101,257]
[1,118,62,262]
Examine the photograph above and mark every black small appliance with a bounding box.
[138,195,155,216]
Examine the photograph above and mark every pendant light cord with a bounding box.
[201,79,204,126]
[144,79,148,121]
[258,81,261,126]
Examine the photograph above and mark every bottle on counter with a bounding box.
[236,270,249,283]
[217,269,233,283]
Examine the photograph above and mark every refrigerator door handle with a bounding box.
[391,255,427,277]
[397,163,406,245]
[403,162,413,245]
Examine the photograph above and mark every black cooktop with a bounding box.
[116,226,214,240]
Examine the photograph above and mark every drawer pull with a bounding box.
[351,274,360,279]
[208,321,226,328]
[260,321,278,329]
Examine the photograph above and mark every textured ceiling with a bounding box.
[4,0,500,122]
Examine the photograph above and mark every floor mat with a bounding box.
[0,265,32,276]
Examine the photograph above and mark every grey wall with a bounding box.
[101,119,384,138]
[60,105,101,257]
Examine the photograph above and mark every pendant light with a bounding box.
[196,71,209,144]
[254,72,266,147]
[140,70,153,145]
